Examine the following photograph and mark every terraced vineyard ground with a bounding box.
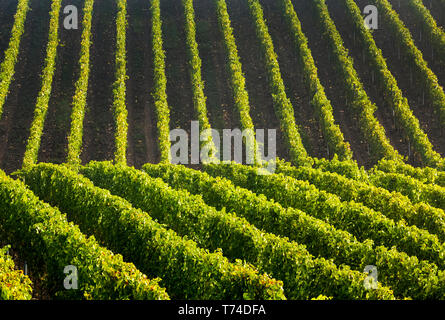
[0,0,445,300]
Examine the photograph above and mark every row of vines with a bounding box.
[0,0,444,301]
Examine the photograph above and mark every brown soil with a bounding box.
[354,0,444,158]
[0,0,52,297]
[195,0,240,156]
[0,0,51,174]
[0,230,52,300]
[226,0,290,162]
[161,0,195,165]
[0,0,18,62]
[389,0,445,92]
[422,0,445,28]
[291,0,371,167]
[126,0,159,168]
[81,0,117,164]
[260,0,330,160]
[38,0,83,165]
[326,0,413,164]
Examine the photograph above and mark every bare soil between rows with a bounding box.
[0,0,18,62]
[38,0,83,165]
[261,0,331,160]
[327,0,414,165]
[292,0,371,167]
[226,0,290,162]
[80,0,117,164]
[355,0,444,159]
[126,0,160,168]
[0,0,51,174]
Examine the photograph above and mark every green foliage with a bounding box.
[0,0,29,120]
[275,159,445,242]
[81,161,395,300]
[0,169,169,300]
[151,0,172,163]
[2,0,445,301]
[311,156,368,181]
[373,0,445,130]
[279,0,352,161]
[204,162,445,269]
[183,0,217,161]
[18,163,285,300]
[369,169,445,211]
[143,162,445,299]
[247,0,310,166]
[406,0,445,67]
[66,0,94,167]
[22,0,62,168]
[375,159,445,187]
[113,0,129,165]
[340,0,444,168]
[215,0,259,163]
[312,0,401,163]
[0,246,32,300]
